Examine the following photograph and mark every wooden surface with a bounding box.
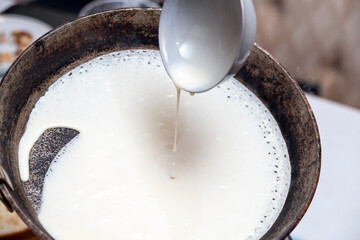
[0,230,38,240]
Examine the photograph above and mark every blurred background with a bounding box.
[2,0,360,108]
[0,0,359,239]
[254,0,360,109]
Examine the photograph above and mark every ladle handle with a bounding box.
[0,165,14,212]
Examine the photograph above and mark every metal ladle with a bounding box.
[159,0,257,93]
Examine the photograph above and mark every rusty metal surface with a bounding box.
[237,44,321,240]
[24,128,79,214]
[0,9,320,240]
[0,185,13,212]
[0,165,14,212]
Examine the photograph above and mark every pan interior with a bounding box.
[20,49,291,240]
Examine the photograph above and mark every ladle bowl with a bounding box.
[0,9,320,240]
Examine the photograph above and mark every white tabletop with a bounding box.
[291,94,360,240]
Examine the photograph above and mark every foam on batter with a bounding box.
[19,50,291,240]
